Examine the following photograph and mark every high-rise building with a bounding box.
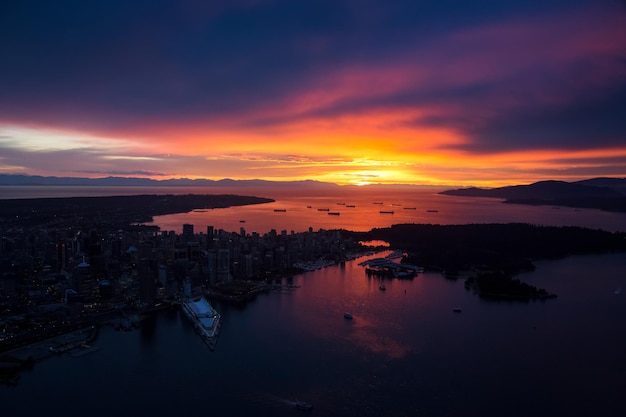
[244,253,253,279]
[217,249,231,282]
[138,259,157,303]
[182,224,194,242]
[207,226,215,250]
[206,250,217,286]
[56,242,66,272]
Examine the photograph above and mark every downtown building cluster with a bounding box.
[0,220,358,346]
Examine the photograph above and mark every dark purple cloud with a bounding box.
[0,0,624,154]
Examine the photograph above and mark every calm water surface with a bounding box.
[2,252,625,416]
[1,185,623,233]
[1,186,625,416]
[142,188,625,234]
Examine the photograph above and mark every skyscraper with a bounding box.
[182,224,194,242]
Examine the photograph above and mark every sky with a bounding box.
[1,0,625,187]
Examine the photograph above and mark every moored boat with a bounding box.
[181,297,221,349]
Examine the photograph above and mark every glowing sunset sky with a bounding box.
[1,1,625,186]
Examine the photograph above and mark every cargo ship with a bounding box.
[181,297,221,350]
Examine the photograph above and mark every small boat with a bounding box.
[295,401,313,411]
[239,220,246,223]
[306,205,312,208]
[373,202,384,205]
[337,202,346,205]
[346,205,356,208]
[427,209,438,213]
[328,212,340,216]
[274,209,287,212]
[379,285,386,291]
[344,312,353,319]
[453,308,462,313]
[379,210,394,214]
[403,207,416,210]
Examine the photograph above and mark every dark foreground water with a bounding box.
[2,186,625,415]
[2,251,625,417]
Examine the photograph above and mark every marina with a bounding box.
[359,255,424,279]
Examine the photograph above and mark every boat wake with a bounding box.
[255,393,313,411]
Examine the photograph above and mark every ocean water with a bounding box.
[1,186,625,416]
[142,188,625,234]
[2,251,625,416]
[1,185,624,233]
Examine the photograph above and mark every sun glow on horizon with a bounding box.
[1,123,625,188]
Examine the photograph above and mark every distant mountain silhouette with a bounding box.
[574,177,626,195]
[440,178,626,212]
[0,174,342,189]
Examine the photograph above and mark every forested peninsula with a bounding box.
[440,178,626,213]
[0,194,274,228]
[347,223,626,300]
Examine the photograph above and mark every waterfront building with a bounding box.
[183,277,192,298]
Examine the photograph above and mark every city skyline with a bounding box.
[1,0,625,187]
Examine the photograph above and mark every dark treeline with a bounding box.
[347,223,626,276]
[464,272,557,301]
[0,194,274,227]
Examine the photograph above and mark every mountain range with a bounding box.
[0,174,342,189]
[2,174,626,212]
[440,178,626,212]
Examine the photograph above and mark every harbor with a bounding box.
[358,252,424,279]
